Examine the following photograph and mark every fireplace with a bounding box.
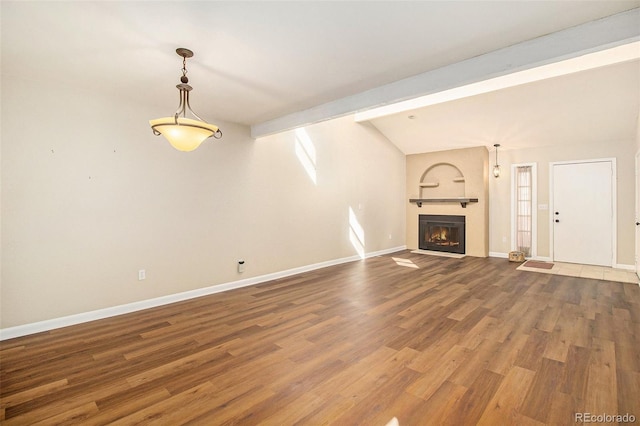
[419,215,465,254]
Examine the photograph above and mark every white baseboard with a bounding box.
[490,252,634,271]
[490,252,553,262]
[614,263,635,271]
[489,252,509,259]
[0,246,406,341]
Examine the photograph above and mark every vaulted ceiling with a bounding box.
[2,1,639,153]
[368,59,639,154]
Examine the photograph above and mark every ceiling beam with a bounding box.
[251,8,640,139]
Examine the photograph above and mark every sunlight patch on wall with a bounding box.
[392,257,419,269]
[349,207,365,259]
[295,127,317,185]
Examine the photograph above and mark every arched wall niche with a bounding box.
[406,146,489,257]
[419,162,466,198]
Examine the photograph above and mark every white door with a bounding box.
[636,152,640,278]
[553,161,613,267]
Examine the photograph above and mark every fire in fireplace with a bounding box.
[419,215,465,254]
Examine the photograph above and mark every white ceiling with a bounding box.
[2,1,639,153]
[370,59,640,154]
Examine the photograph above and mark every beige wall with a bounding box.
[3,78,635,330]
[489,139,636,265]
[637,111,640,152]
[0,76,405,328]
[406,146,489,257]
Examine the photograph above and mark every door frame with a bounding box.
[549,158,617,266]
[636,151,640,278]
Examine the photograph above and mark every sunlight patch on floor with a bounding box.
[392,257,419,269]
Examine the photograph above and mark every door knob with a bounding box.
[555,212,559,215]
[555,219,560,223]
[636,222,640,226]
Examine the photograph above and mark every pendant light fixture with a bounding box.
[493,144,501,178]
[150,48,222,152]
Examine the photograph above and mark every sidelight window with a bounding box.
[511,163,537,258]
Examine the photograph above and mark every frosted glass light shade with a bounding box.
[149,117,219,152]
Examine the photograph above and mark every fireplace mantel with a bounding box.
[409,197,479,208]
[406,147,488,257]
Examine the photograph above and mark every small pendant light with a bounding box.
[493,144,501,178]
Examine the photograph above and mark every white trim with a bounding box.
[489,252,551,262]
[635,151,640,278]
[510,162,538,258]
[0,246,406,341]
[492,253,629,269]
[614,263,636,271]
[549,158,617,267]
[489,251,509,259]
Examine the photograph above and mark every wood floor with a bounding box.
[1,251,639,425]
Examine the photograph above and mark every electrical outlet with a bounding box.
[138,269,146,280]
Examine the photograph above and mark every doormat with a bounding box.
[522,260,554,270]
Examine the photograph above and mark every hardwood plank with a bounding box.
[546,391,582,426]
[364,391,426,426]
[513,414,547,425]
[446,369,504,425]
[406,344,471,400]
[451,306,492,334]
[519,357,566,423]
[338,346,418,402]
[257,389,333,425]
[558,344,590,397]
[515,329,551,371]
[4,376,131,421]
[90,385,172,425]
[183,383,275,425]
[3,394,102,426]
[331,367,421,425]
[406,330,464,373]
[477,366,535,425]
[293,393,357,425]
[407,380,468,424]
[448,338,501,387]
[457,315,500,349]
[298,345,396,401]
[31,402,99,426]
[0,379,68,412]
[108,381,219,425]
[617,370,640,420]
[585,337,618,415]
[125,340,237,388]
[543,323,572,362]
[1,252,638,424]
[487,332,530,375]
